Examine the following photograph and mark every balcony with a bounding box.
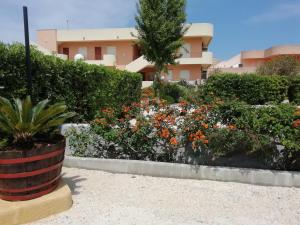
[85,54,116,67]
[125,52,213,73]
[176,52,213,65]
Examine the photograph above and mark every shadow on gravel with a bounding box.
[62,173,86,195]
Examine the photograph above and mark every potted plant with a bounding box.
[0,96,75,201]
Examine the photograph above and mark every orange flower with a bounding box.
[294,110,300,116]
[160,128,170,139]
[101,108,114,114]
[95,118,107,126]
[189,133,195,141]
[227,124,237,130]
[170,137,178,145]
[179,100,188,107]
[123,106,131,113]
[203,140,209,144]
[292,120,300,128]
[195,116,204,121]
[201,123,209,129]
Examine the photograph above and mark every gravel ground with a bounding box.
[28,167,300,225]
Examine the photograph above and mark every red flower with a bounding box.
[170,137,178,145]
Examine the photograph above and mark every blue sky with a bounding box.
[1,0,300,59]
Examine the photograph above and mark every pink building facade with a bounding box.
[211,45,300,74]
[36,23,214,85]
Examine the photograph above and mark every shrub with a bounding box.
[68,99,300,170]
[141,86,155,99]
[0,43,142,121]
[69,100,212,163]
[0,96,74,149]
[213,101,300,170]
[159,82,185,104]
[208,129,254,157]
[203,73,289,104]
[288,76,300,104]
[256,55,300,77]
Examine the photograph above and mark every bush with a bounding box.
[203,73,289,104]
[67,98,300,170]
[0,43,142,121]
[212,101,300,170]
[208,129,254,157]
[288,76,300,104]
[159,82,185,103]
[256,55,300,77]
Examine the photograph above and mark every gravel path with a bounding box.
[28,167,300,225]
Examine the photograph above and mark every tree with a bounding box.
[135,0,187,96]
[257,55,300,77]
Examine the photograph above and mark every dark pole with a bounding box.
[23,6,32,97]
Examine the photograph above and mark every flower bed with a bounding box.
[67,99,300,171]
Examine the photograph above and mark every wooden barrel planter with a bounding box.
[0,142,65,201]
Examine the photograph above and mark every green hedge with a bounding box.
[0,43,142,121]
[203,73,289,104]
[288,76,300,104]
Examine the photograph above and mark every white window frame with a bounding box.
[180,70,190,80]
[167,70,173,81]
[107,46,117,56]
[180,43,191,58]
[78,47,87,59]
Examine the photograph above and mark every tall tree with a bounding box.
[135,0,187,96]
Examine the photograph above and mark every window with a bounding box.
[78,47,87,59]
[107,46,117,56]
[180,43,191,58]
[202,43,208,52]
[95,47,102,60]
[62,48,69,59]
[180,70,190,80]
[201,70,208,80]
[167,71,173,81]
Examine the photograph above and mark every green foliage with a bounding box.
[257,55,300,77]
[212,101,300,170]
[288,76,300,104]
[135,0,187,92]
[68,98,300,170]
[0,96,75,149]
[0,43,142,121]
[159,82,185,103]
[208,129,254,157]
[204,73,289,104]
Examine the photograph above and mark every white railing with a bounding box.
[125,56,152,72]
[85,54,116,66]
[176,52,213,65]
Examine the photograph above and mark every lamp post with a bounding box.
[23,6,32,97]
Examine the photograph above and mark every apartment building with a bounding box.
[36,23,214,85]
[211,45,300,74]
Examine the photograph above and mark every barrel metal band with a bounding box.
[0,160,63,179]
[0,148,64,165]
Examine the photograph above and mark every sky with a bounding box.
[1,0,300,60]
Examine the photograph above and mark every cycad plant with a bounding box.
[0,96,75,149]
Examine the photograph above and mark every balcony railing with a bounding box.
[85,54,116,67]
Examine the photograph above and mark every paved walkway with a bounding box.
[28,167,300,225]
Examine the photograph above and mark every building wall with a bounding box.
[242,55,300,68]
[58,41,135,66]
[36,29,57,52]
[58,37,204,61]
[242,58,267,67]
[141,65,203,81]
[184,38,203,57]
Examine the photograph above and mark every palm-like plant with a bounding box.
[0,96,75,148]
